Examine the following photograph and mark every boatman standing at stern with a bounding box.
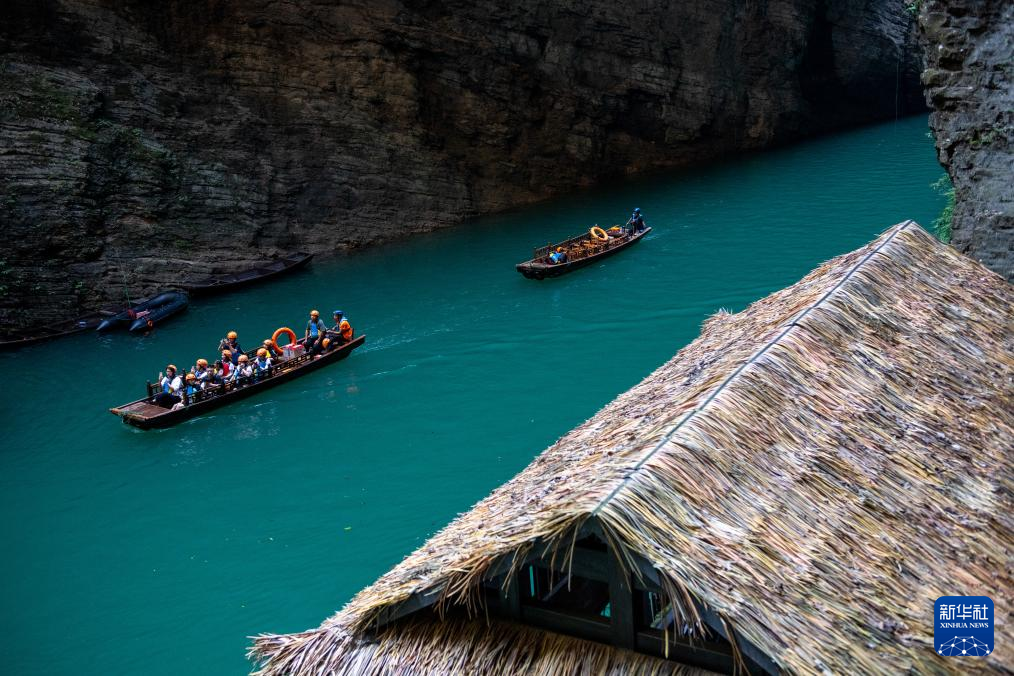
[305,310,327,354]
[626,207,646,235]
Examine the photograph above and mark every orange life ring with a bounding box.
[272,326,298,352]
[590,226,608,241]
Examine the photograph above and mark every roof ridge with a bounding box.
[590,220,917,517]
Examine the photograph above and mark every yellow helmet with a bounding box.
[322,338,331,348]
[238,354,249,362]
[221,349,232,358]
[263,339,273,345]
[186,373,196,381]
[257,348,268,357]
[227,331,238,339]
[310,310,319,317]
[196,358,208,368]
[556,247,564,252]
[166,364,177,372]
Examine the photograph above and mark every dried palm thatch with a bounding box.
[256,613,712,675]
[251,221,1013,675]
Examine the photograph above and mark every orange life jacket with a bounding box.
[339,319,353,341]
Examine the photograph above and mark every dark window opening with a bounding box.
[574,533,608,552]
[477,547,762,673]
[523,564,610,617]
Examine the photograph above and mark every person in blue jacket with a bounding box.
[304,309,327,354]
[626,207,646,234]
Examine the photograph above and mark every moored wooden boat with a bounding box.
[110,334,365,429]
[0,311,110,350]
[516,226,651,279]
[181,252,313,296]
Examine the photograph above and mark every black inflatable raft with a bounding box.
[96,291,190,332]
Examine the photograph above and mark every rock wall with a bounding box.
[917,0,1012,280]
[0,0,924,331]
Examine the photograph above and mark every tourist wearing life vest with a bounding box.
[329,310,354,346]
[194,358,210,386]
[156,364,183,407]
[261,338,283,359]
[236,354,254,383]
[184,373,200,398]
[305,309,327,353]
[209,360,225,386]
[170,373,200,411]
[220,351,235,381]
[218,331,242,364]
[255,349,273,377]
[169,373,196,409]
[160,364,182,394]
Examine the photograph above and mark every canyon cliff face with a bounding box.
[1,0,923,331]
[917,0,1012,281]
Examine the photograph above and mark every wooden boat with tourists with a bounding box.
[0,311,109,350]
[515,225,651,279]
[181,252,313,296]
[110,334,365,430]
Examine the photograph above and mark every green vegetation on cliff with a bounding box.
[932,174,954,243]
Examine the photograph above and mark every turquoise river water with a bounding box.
[0,116,945,675]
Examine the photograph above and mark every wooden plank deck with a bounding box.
[113,401,166,418]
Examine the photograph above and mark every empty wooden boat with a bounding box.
[181,252,313,296]
[0,311,109,350]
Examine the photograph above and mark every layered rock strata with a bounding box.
[917,0,1012,281]
[1,0,924,329]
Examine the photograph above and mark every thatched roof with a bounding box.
[256,614,714,675]
[251,221,1013,675]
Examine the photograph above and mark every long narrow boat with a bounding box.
[110,335,365,430]
[0,311,110,350]
[516,226,652,279]
[181,252,313,296]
